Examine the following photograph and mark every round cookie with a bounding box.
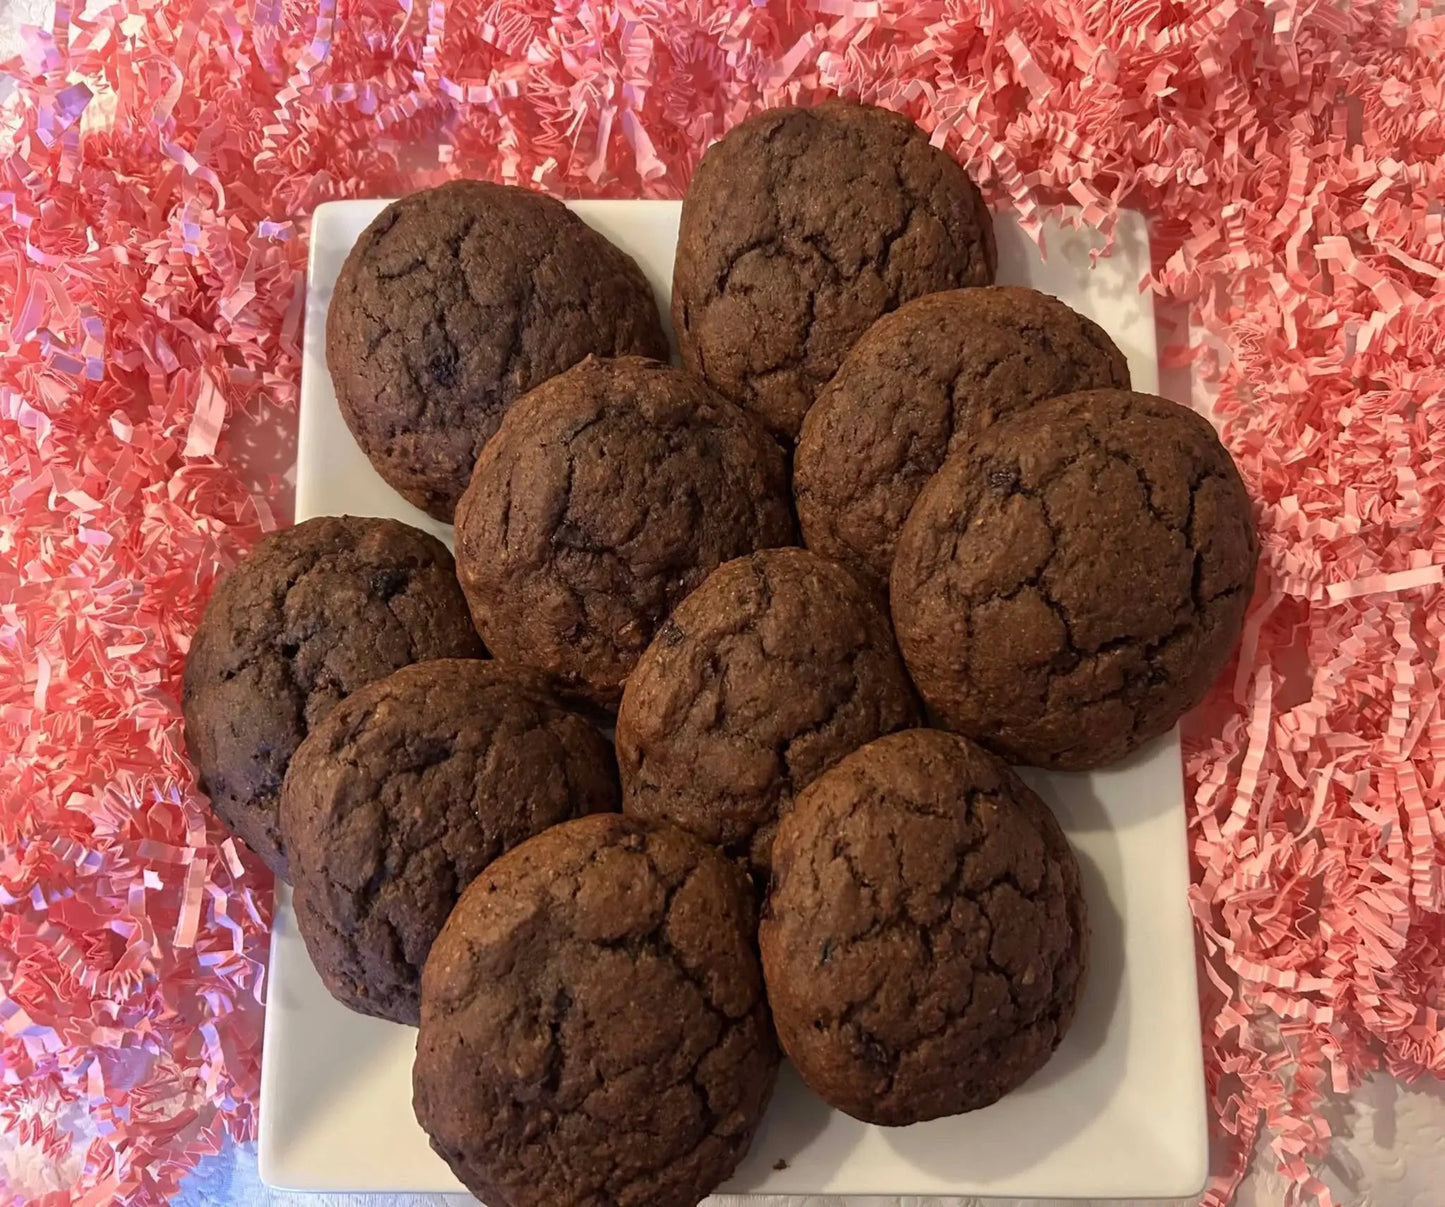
[795,287,1130,589]
[672,99,996,442]
[414,813,778,1207]
[280,659,618,1025]
[617,548,919,875]
[182,516,483,879]
[891,389,1258,769]
[454,355,796,707]
[326,180,669,521]
[759,729,1088,1125]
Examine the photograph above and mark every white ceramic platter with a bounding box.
[260,197,1207,1199]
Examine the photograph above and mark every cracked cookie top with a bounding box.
[794,287,1130,591]
[671,100,996,443]
[759,728,1087,1125]
[280,659,618,1025]
[453,356,796,709]
[616,548,919,876]
[891,389,1258,769]
[326,181,669,521]
[181,517,484,880]
[414,813,779,1207]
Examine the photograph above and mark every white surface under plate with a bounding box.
[260,198,1207,1200]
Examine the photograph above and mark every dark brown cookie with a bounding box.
[454,356,796,708]
[759,729,1088,1126]
[795,287,1130,589]
[326,181,669,521]
[280,659,618,1025]
[181,516,483,879]
[414,813,778,1207]
[617,548,919,875]
[891,390,1258,769]
[672,100,996,442]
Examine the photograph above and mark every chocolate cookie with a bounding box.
[617,548,918,875]
[759,729,1088,1125]
[181,516,483,879]
[891,390,1258,769]
[414,813,778,1207]
[454,356,796,707]
[280,659,618,1025]
[672,99,996,442]
[326,181,668,521]
[795,287,1130,589]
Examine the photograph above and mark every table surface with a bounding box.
[2,2,1440,1205]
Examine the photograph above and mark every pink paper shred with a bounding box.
[2,2,1443,1203]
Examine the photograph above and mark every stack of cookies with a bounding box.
[183,99,1257,1207]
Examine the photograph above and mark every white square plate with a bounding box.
[260,198,1207,1199]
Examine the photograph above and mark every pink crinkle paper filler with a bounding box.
[2,1,1443,1204]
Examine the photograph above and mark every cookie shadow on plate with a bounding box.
[1015,842,1124,1090]
[1020,726,1188,831]
[273,1003,407,1144]
[880,777,1129,1183]
[992,209,1147,307]
[1000,771,1126,1092]
[719,1061,835,1190]
[266,892,417,1151]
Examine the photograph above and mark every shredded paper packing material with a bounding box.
[1,2,1443,1204]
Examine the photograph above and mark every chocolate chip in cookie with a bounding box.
[182,516,484,879]
[759,728,1088,1125]
[617,548,918,875]
[890,389,1258,769]
[672,99,996,442]
[453,356,796,708]
[414,813,778,1207]
[326,181,669,521]
[280,659,618,1024]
